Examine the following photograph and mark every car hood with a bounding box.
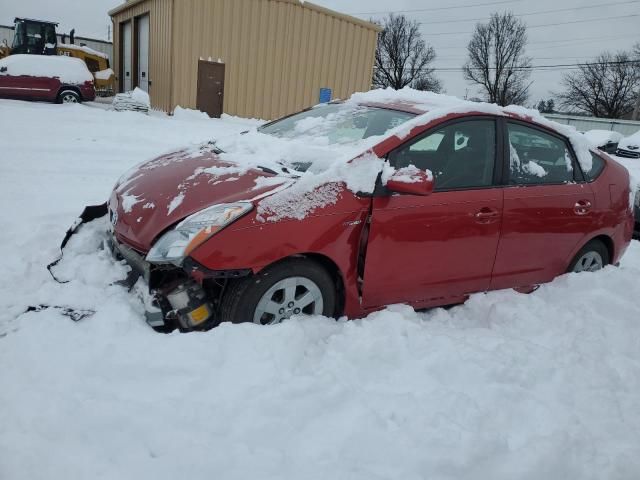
[619,133,640,150]
[109,147,292,251]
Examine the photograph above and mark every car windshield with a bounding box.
[258,103,416,146]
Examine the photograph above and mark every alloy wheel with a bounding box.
[572,251,604,273]
[62,94,78,103]
[253,276,324,325]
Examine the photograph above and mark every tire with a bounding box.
[219,258,337,325]
[57,89,81,104]
[567,239,609,273]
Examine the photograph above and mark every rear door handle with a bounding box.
[574,200,592,216]
[474,207,500,224]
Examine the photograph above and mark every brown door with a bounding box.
[196,60,225,118]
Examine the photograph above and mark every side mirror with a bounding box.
[0,66,7,73]
[385,167,434,196]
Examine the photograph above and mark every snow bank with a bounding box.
[173,106,211,120]
[130,87,150,106]
[1,99,640,479]
[0,54,93,84]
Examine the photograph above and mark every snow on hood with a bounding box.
[583,129,623,148]
[618,130,640,150]
[0,54,93,84]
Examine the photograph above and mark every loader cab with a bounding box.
[11,18,58,55]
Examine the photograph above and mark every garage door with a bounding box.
[121,21,132,92]
[136,14,149,92]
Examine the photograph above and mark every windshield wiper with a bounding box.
[256,165,278,175]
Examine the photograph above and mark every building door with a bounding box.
[196,60,225,118]
[121,21,132,92]
[136,14,149,92]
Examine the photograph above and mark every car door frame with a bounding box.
[359,114,509,311]
[489,116,597,289]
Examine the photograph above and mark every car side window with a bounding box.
[389,119,496,191]
[508,123,575,185]
[584,152,606,181]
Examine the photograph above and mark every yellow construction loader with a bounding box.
[0,17,115,96]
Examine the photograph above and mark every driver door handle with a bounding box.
[474,207,500,224]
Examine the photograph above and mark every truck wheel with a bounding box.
[219,258,336,325]
[568,239,609,273]
[58,90,81,104]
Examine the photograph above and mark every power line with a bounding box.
[416,13,639,36]
[432,33,640,51]
[348,0,524,16]
[375,60,640,73]
[408,0,640,26]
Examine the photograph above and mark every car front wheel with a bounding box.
[219,258,337,325]
[568,239,609,273]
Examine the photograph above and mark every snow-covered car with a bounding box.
[0,54,95,103]
[90,90,634,332]
[616,130,640,159]
[583,129,623,154]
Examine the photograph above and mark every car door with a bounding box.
[0,58,54,100]
[490,120,596,289]
[361,117,504,309]
[0,62,25,98]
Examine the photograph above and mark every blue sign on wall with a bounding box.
[319,87,332,103]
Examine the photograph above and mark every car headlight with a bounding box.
[146,202,253,265]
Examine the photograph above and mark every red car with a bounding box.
[102,95,634,331]
[0,54,95,103]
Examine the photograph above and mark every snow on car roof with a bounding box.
[347,87,595,172]
[0,54,93,85]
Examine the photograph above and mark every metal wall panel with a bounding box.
[111,0,379,118]
[111,0,173,111]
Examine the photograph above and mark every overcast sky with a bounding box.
[1,0,637,104]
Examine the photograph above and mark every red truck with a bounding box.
[0,54,95,103]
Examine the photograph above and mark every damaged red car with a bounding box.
[97,95,634,331]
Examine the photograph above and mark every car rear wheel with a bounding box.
[568,240,609,273]
[219,258,336,325]
[58,90,81,104]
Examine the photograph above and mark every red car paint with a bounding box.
[111,104,634,319]
[0,59,95,103]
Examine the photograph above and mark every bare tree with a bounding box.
[373,14,441,92]
[557,52,640,119]
[632,43,640,120]
[463,12,531,106]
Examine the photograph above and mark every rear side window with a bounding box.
[585,152,606,181]
[508,123,575,185]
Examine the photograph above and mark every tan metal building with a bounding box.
[108,0,380,119]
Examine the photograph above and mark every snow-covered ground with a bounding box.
[1,99,640,479]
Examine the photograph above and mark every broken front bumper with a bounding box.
[107,232,215,330]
